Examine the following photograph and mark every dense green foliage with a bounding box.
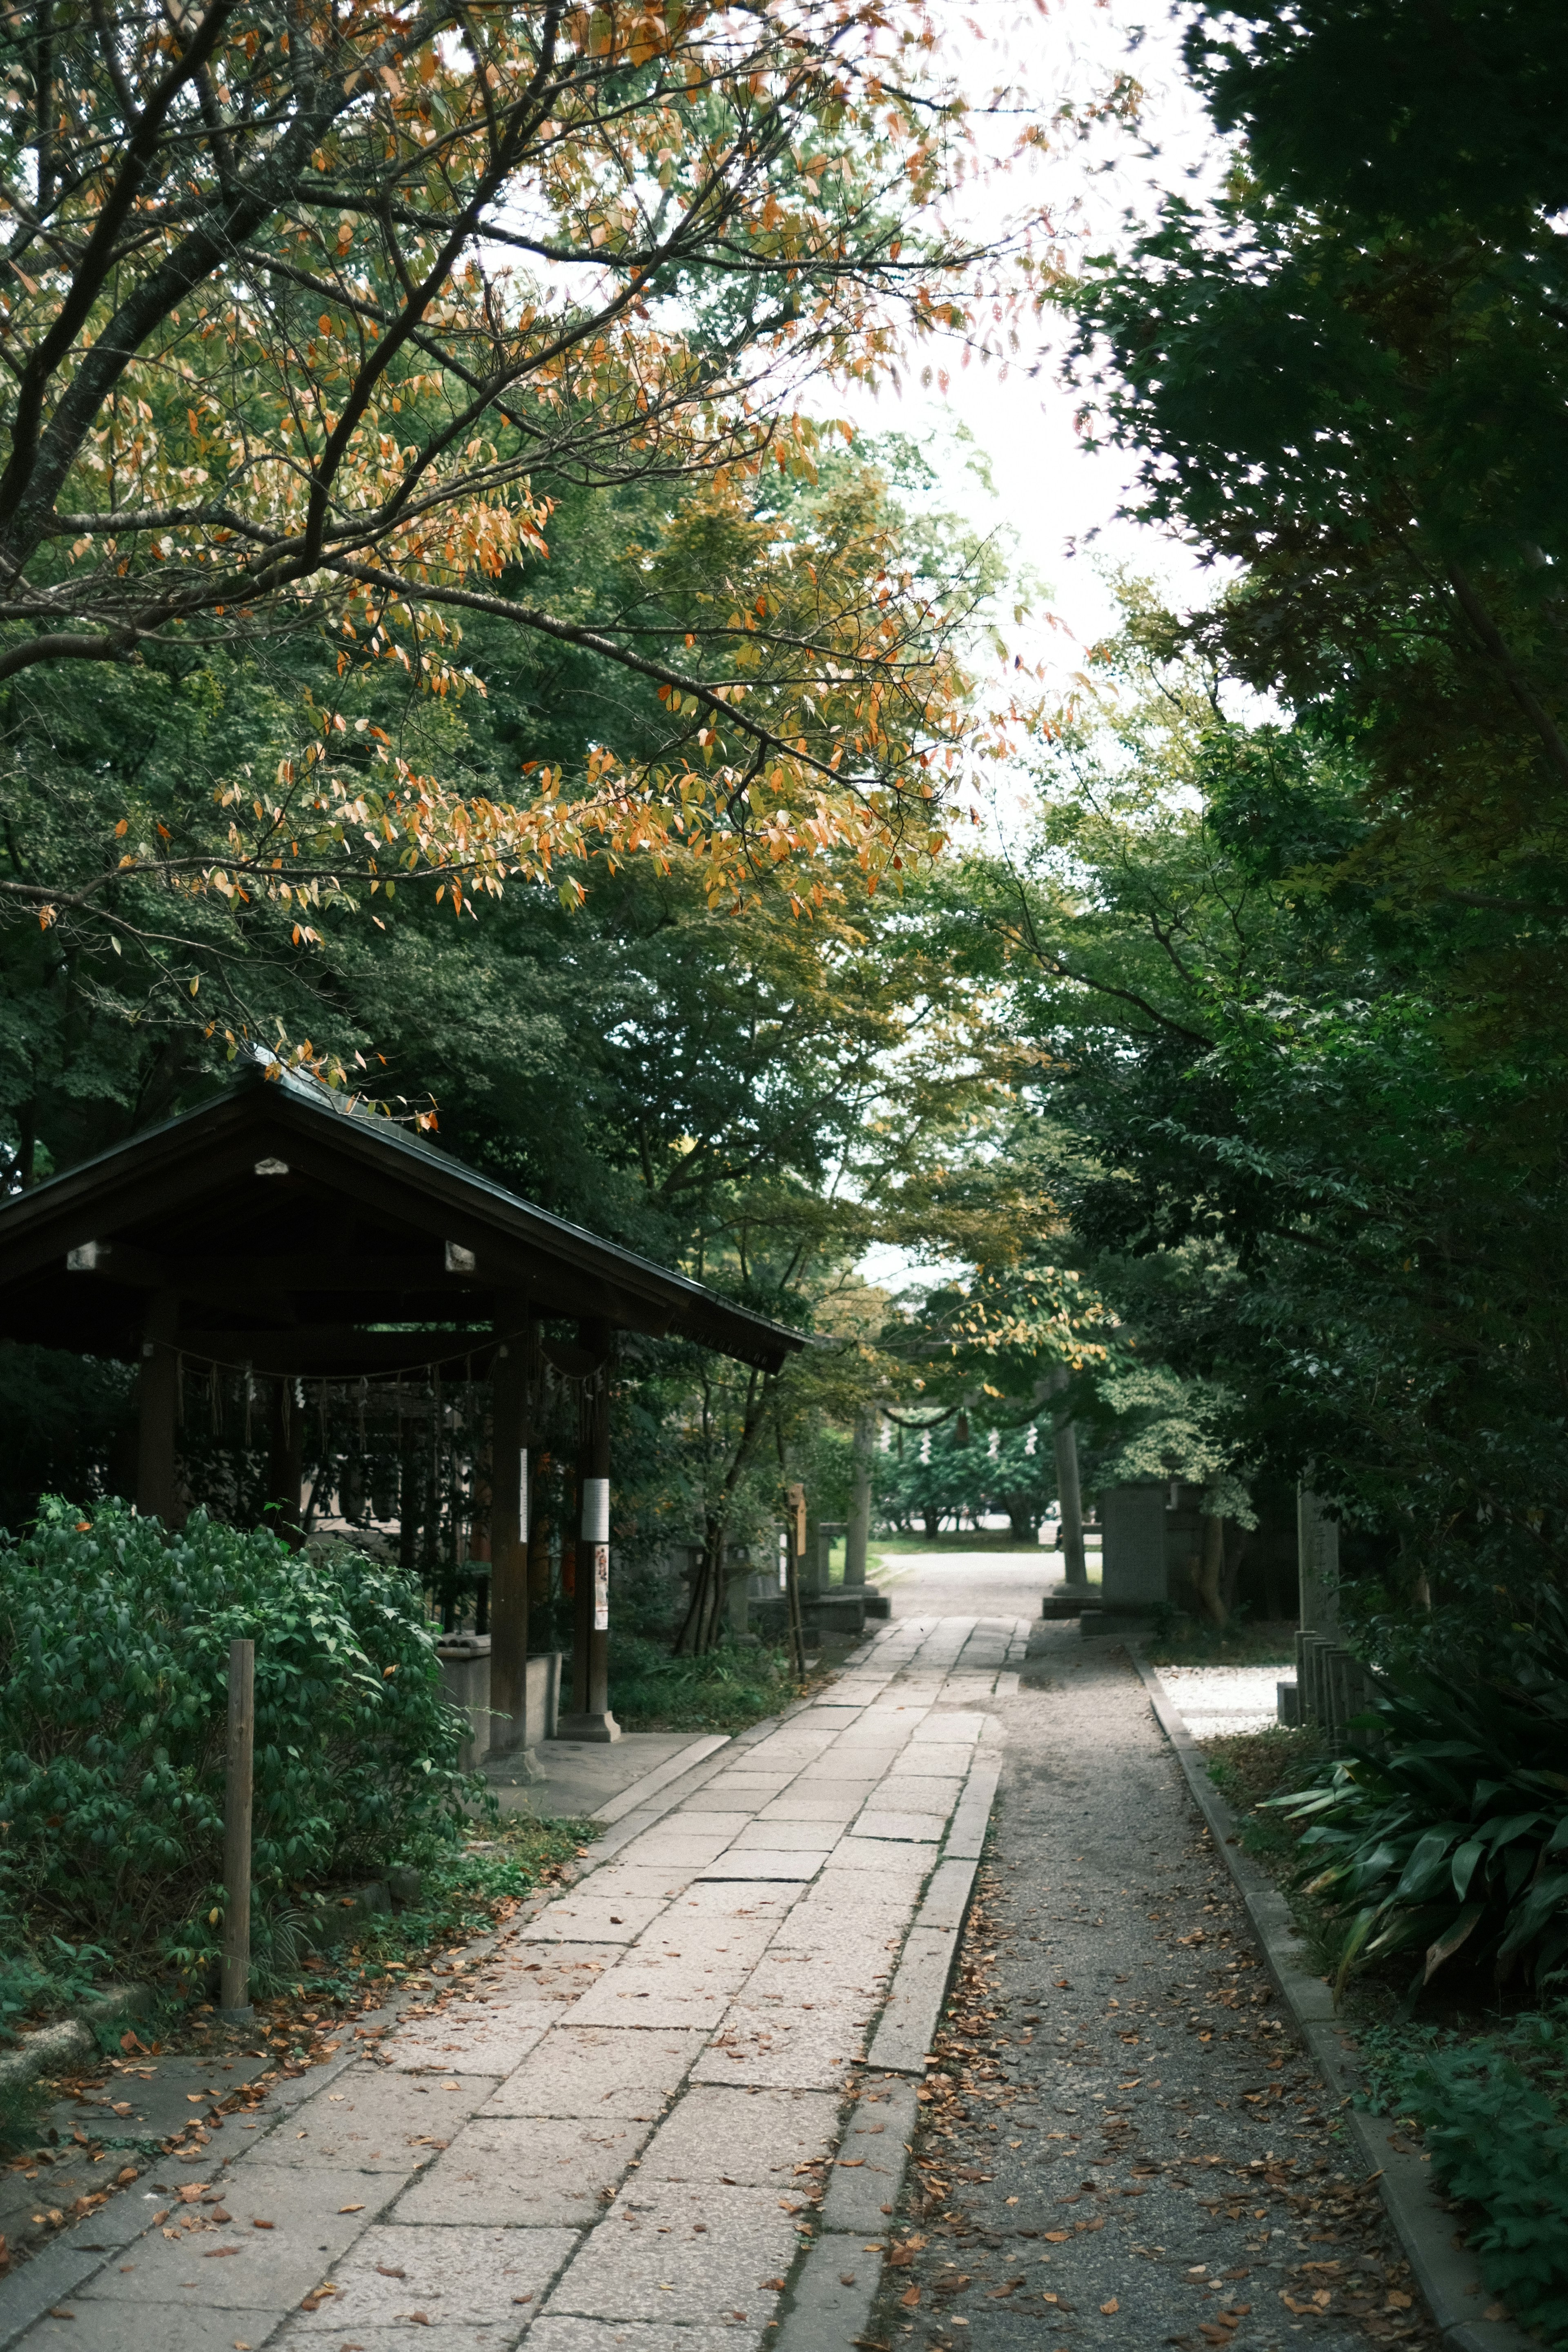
[1364,2011,1568,2346]
[1270,1597,1568,1996]
[876,1416,1055,1540]
[607,1633,803,1735]
[0,1500,477,1998]
[888,0,1568,1646]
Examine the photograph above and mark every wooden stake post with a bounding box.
[220,1636,255,2020]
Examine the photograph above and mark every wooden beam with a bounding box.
[176,1326,495,1375]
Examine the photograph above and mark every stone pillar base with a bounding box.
[555,1710,622,1744]
[486,1740,546,1782]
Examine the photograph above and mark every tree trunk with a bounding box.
[845,1412,872,1587]
[1221,1523,1250,1619]
[1048,1365,1087,1586]
[1193,1512,1228,1628]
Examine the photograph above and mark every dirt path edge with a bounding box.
[1129,1646,1535,2352]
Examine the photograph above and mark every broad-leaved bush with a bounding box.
[0,1500,476,1980]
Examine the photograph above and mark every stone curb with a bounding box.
[864,1749,995,2077]
[0,1985,152,2104]
[1129,1647,1537,2352]
[774,2076,922,2352]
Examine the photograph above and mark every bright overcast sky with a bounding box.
[833,0,1232,670]
[848,2,1230,1297]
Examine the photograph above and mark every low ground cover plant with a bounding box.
[609,1630,804,1732]
[0,1498,483,2022]
[1267,1606,1568,1998]
[1361,2011,1568,2347]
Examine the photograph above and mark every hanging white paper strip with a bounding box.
[581,1475,610,1543]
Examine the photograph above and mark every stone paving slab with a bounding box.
[250,2064,490,2169]
[728,1822,837,1852]
[528,2322,766,2352]
[50,2054,271,2145]
[4,1611,1020,2352]
[888,1741,974,1777]
[392,2114,654,2225]
[816,1838,936,1875]
[545,2178,797,2327]
[278,2330,521,2352]
[76,2162,385,2307]
[287,2218,575,2330]
[521,1895,668,1944]
[21,2303,285,2352]
[379,2011,551,2076]
[636,2087,838,2185]
[849,1807,949,1842]
[754,1791,864,1823]
[694,1851,826,1882]
[479,2026,705,2120]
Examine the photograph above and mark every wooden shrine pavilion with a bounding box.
[0,1053,804,1744]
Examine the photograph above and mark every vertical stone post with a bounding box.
[1100,1483,1169,1610]
[136,1291,181,1523]
[845,1412,873,1589]
[1297,1488,1341,1635]
[560,1338,620,1742]
[799,1506,825,1601]
[488,1293,532,1755]
[724,1540,751,1637]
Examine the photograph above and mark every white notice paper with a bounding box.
[592,1542,609,1631]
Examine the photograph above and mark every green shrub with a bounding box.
[610,1631,800,1732]
[1364,2014,1568,2346]
[0,1498,480,1996]
[1268,1600,1568,1997]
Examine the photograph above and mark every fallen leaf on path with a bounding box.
[1101,2298,1120,2314]
[900,2286,920,2307]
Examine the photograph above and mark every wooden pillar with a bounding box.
[488,1294,532,1756]
[559,1334,620,1742]
[266,1376,305,1547]
[527,1452,552,1607]
[136,1291,181,1523]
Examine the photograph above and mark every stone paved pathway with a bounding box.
[871,1625,1442,2352]
[3,1613,1023,2352]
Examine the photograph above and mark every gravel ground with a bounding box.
[1154,1666,1293,1739]
[869,1628,1440,2352]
